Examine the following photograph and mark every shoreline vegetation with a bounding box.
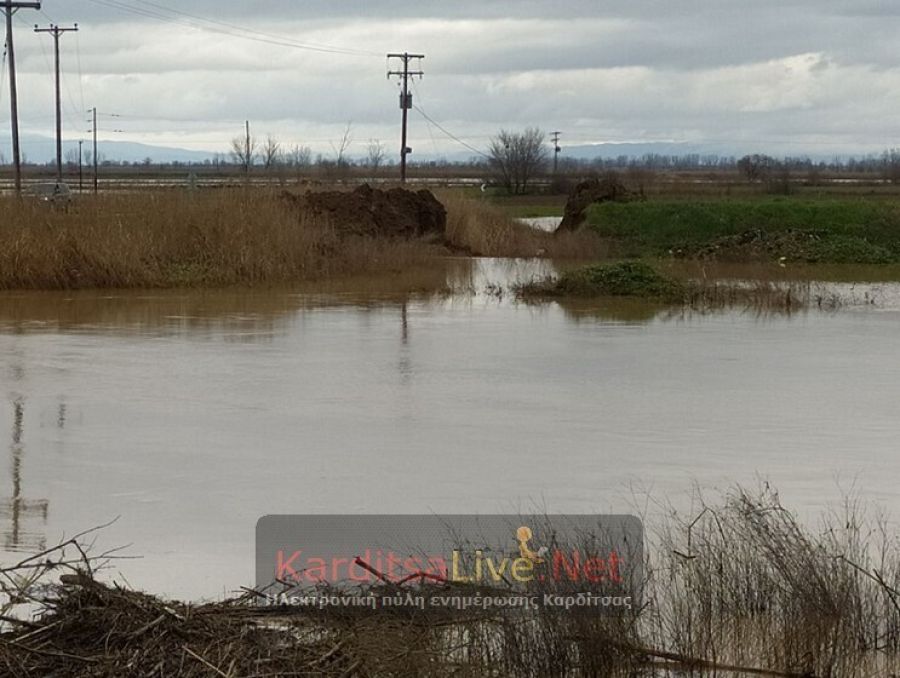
[0,188,601,290]
[2,487,898,676]
[516,260,837,312]
[1,182,899,295]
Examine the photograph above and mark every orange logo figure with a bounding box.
[516,526,548,564]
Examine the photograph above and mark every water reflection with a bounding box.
[0,257,899,600]
[2,399,49,552]
[0,262,474,338]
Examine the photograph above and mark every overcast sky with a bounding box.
[5,0,900,158]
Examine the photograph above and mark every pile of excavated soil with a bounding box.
[283,184,447,239]
[556,176,634,232]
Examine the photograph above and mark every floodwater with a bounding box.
[1,258,899,600]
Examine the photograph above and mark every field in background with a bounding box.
[586,199,900,262]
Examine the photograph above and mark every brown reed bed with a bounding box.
[0,189,606,291]
[438,190,608,259]
[0,190,453,291]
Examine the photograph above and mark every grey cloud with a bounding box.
[8,0,900,157]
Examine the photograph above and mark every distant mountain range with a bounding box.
[0,134,879,166]
[1,134,218,165]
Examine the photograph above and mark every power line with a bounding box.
[73,28,85,113]
[130,0,382,57]
[82,0,380,57]
[411,102,489,159]
[411,79,439,157]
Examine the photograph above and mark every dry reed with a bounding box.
[2,487,898,676]
[0,190,443,290]
[0,190,605,291]
[439,191,607,258]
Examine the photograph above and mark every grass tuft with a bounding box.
[518,260,819,313]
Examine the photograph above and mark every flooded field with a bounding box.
[1,259,899,600]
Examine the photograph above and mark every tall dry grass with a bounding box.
[0,190,442,290]
[643,486,900,676]
[439,191,608,258]
[0,190,607,290]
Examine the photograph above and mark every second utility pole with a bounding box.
[3,1,42,195]
[387,52,424,183]
[89,106,97,193]
[551,131,562,174]
[35,23,78,182]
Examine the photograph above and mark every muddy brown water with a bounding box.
[1,258,899,600]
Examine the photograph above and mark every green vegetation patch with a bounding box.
[585,199,900,263]
[522,261,685,300]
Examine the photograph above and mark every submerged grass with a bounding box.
[587,198,900,263]
[518,260,821,312]
[2,487,898,676]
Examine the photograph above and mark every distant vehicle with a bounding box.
[28,182,73,207]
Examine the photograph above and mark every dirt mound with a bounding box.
[556,176,634,232]
[284,184,447,239]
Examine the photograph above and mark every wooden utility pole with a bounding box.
[78,139,82,191]
[244,119,250,179]
[90,107,97,193]
[3,1,41,195]
[551,131,562,174]
[34,23,78,182]
[387,52,424,183]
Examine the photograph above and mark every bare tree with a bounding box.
[331,122,353,169]
[262,135,281,171]
[231,134,257,172]
[287,144,312,168]
[737,154,777,183]
[64,148,79,168]
[366,139,386,170]
[488,128,548,195]
[882,148,900,184]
